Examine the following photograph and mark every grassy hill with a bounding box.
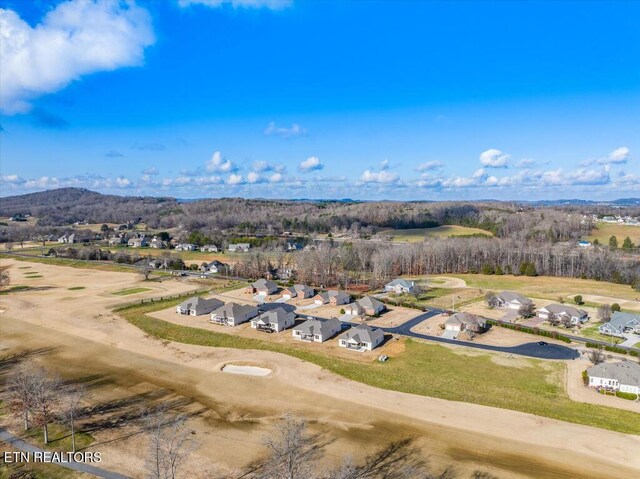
[375,225,494,242]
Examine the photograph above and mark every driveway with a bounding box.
[619,333,640,348]
[0,427,130,479]
[500,309,519,322]
[441,330,458,340]
[522,317,545,328]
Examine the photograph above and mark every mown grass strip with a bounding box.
[112,287,152,296]
[116,298,640,435]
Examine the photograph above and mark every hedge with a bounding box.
[616,391,639,401]
[582,370,589,386]
[487,320,572,343]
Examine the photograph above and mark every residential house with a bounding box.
[251,307,296,332]
[587,361,640,396]
[344,296,386,316]
[128,235,148,248]
[538,303,589,325]
[210,302,259,326]
[337,323,384,351]
[313,290,351,306]
[10,214,27,222]
[200,260,228,275]
[286,242,303,251]
[599,312,640,337]
[246,278,279,296]
[108,235,125,246]
[384,278,416,294]
[577,240,592,248]
[228,243,251,253]
[292,318,342,343]
[282,284,315,300]
[176,297,224,316]
[494,291,533,310]
[274,267,294,280]
[200,244,218,252]
[150,236,167,249]
[174,243,197,251]
[444,312,487,334]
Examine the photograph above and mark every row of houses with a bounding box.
[492,291,590,325]
[175,296,385,351]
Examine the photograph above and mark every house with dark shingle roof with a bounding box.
[210,302,258,326]
[176,297,224,316]
[246,278,278,296]
[384,278,416,294]
[444,312,486,335]
[344,296,386,316]
[538,303,588,325]
[494,291,533,310]
[292,318,341,342]
[338,323,384,351]
[251,307,296,332]
[282,284,315,300]
[313,290,351,306]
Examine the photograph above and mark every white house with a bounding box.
[538,303,589,325]
[248,279,279,296]
[251,308,296,332]
[200,260,228,275]
[494,291,533,310]
[176,297,224,316]
[313,290,351,306]
[175,243,197,251]
[228,243,251,253]
[292,318,341,343]
[128,235,147,248]
[344,296,386,316]
[150,236,166,249]
[384,278,415,294]
[200,244,218,252]
[210,302,259,326]
[337,323,384,351]
[587,361,640,396]
[599,312,640,337]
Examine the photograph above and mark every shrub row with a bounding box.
[616,391,639,401]
[585,342,638,357]
[487,320,572,343]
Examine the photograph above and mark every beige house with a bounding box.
[344,296,386,316]
[338,324,385,351]
[247,279,279,296]
[251,307,296,332]
[313,290,351,306]
[282,284,315,300]
[292,318,341,343]
[444,312,486,335]
[176,297,223,316]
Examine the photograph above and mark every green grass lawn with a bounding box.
[0,285,30,295]
[23,422,94,452]
[115,298,640,435]
[376,225,494,243]
[2,254,144,273]
[111,287,152,296]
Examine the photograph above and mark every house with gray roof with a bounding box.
[210,302,259,326]
[292,318,341,342]
[176,296,224,316]
[200,260,228,275]
[494,291,533,310]
[282,284,315,300]
[538,303,589,325]
[338,323,385,351]
[251,307,296,332]
[313,290,351,306]
[384,278,416,294]
[247,278,279,296]
[344,296,386,316]
[444,312,487,336]
[228,243,251,253]
[587,361,640,396]
[599,311,640,337]
[200,244,218,252]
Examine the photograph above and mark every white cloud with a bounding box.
[380,159,390,170]
[141,167,159,175]
[479,148,510,168]
[0,0,155,114]
[299,156,323,172]
[359,170,399,184]
[178,0,292,9]
[246,171,260,183]
[600,146,630,164]
[415,161,443,172]
[515,158,536,168]
[226,173,243,185]
[206,151,234,173]
[268,172,283,183]
[264,121,306,139]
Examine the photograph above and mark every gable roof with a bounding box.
[338,323,384,344]
[445,312,486,327]
[356,296,384,309]
[496,291,532,305]
[294,318,341,336]
[541,303,587,318]
[587,361,640,387]
[212,302,257,319]
[607,311,640,330]
[255,307,295,326]
[178,296,223,311]
[386,278,415,289]
[252,278,278,290]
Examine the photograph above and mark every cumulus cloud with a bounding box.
[264,121,306,139]
[206,151,234,173]
[141,167,159,175]
[246,171,260,183]
[359,169,399,184]
[415,161,443,172]
[600,146,630,165]
[178,0,292,9]
[515,158,536,168]
[226,173,243,185]
[0,0,155,114]
[299,156,323,172]
[268,172,283,183]
[479,148,510,168]
[380,159,390,170]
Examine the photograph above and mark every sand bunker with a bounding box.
[221,364,272,376]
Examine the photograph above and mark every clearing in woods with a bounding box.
[375,225,494,242]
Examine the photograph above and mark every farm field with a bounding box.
[588,222,640,245]
[374,225,494,242]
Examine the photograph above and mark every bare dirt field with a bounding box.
[1,259,640,479]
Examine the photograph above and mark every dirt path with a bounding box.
[579,294,640,312]
[1,260,640,479]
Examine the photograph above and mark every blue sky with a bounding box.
[0,0,639,200]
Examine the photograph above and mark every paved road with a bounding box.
[0,427,130,479]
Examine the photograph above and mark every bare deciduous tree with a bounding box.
[31,366,61,444]
[588,349,605,366]
[7,360,39,430]
[143,404,198,479]
[259,414,320,479]
[140,264,152,281]
[596,304,612,324]
[518,302,535,319]
[0,268,10,288]
[61,383,88,453]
